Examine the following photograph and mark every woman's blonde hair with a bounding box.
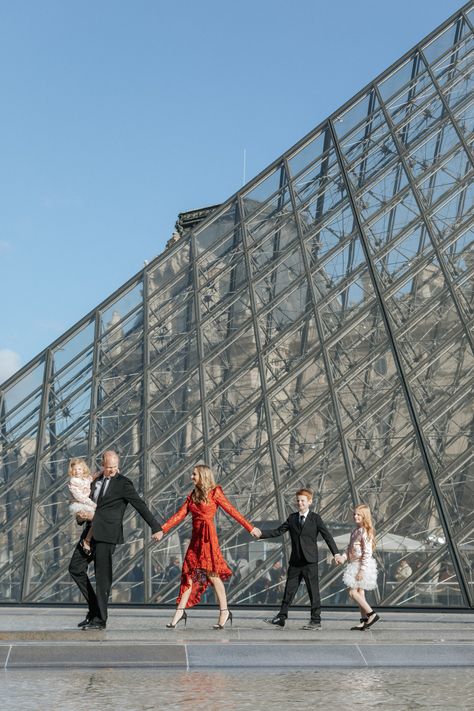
[192,464,216,503]
[355,504,376,549]
[68,458,91,479]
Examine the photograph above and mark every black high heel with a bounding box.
[166,609,187,628]
[350,616,368,631]
[213,609,233,629]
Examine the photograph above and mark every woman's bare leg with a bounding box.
[208,575,229,625]
[169,581,192,626]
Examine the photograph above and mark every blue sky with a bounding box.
[0,0,465,383]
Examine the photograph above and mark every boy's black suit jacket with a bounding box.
[260,511,339,565]
[89,474,161,544]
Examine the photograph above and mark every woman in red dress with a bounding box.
[157,464,261,629]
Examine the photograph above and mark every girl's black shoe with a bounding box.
[363,611,380,629]
[350,617,368,630]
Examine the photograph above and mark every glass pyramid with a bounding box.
[1,3,473,609]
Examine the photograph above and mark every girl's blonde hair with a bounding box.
[355,504,376,549]
[68,458,91,479]
[192,464,216,504]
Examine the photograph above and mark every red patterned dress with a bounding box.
[161,486,254,608]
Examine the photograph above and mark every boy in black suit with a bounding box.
[259,488,342,629]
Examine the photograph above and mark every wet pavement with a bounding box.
[2,668,474,710]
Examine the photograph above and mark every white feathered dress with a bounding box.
[68,475,97,515]
[341,527,378,590]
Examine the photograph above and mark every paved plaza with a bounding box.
[1,607,473,669]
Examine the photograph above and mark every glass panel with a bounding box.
[440,47,474,113]
[242,164,287,217]
[424,389,473,476]
[201,289,253,357]
[345,386,414,477]
[304,203,358,263]
[149,296,195,357]
[397,94,446,149]
[442,224,474,279]
[334,90,384,141]
[269,357,331,433]
[150,372,201,441]
[253,247,306,309]
[264,314,320,388]
[276,438,347,503]
[256,279,311,348]
[248,217,300,276]
[199,256,248,316]
[408,333,474,416]
[430,180,474,242]
[293,149,341,205]
[453,96,474,136]
[373,223,433,288]
[287,126,332,177]
[208,364,262,437]
[378,54,424,104]
[319,272,376,337]
[0,510,29,599]
[100,280,143,332]
[407,119,461,182]
[197,227,245,290]
[422,19,468,66]
[335,348,399,428]
[326,304,387,377]
[205,325,257,397]
[194,201,239,254]
[3,359,45,430]
[53,321,95,374]
[0,560,24,602]
[418,145,472,209]
[385,257,447,328]
[148,240,192,296]
[149,336,199,394]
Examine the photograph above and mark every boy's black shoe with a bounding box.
[77,615,92,628]
[264,616,285,627]
[301,621,322,630]
[82,619,106,630]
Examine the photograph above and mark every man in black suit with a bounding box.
[259,488,343,630]
[68,450,162,629]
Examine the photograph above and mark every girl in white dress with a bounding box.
[340,504,380,630]
[67,458,96,555]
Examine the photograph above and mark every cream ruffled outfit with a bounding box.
[341,527,378,590]
[68,475,97,515]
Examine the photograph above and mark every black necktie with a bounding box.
[299,514,305,529]
[97,477,109,504]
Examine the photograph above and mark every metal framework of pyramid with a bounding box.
[1,3,473,609]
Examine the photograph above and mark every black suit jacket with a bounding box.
[260,511,339,565]
[90,474,161,544]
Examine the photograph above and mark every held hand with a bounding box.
[76,510,93,523]
[333,554,344,566]
[250,527,262,539]
[152,530,164,542]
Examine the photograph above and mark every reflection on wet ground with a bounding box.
[3,668,474,710]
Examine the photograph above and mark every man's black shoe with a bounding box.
[301,621,322,630]
[77,616,92,628]
[82,620,106,630]
[264,616,285,627]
